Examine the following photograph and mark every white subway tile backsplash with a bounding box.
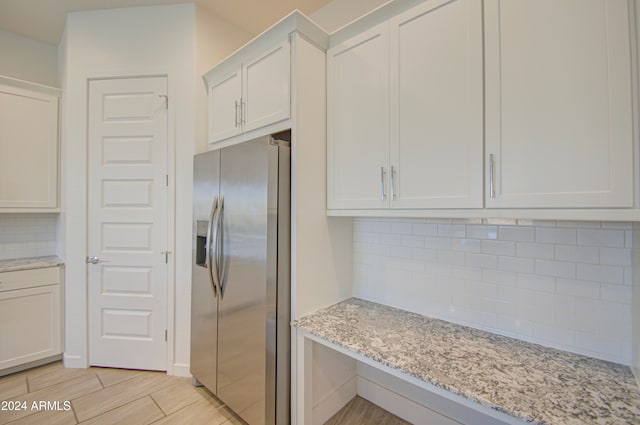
[466,225,497,240]
[600,284,631,303]
[412,223,438,236]
[401,234,425,248]
[517,274,555,293]
[536,227,577,245]
[498,256,534,274]
[0,215,57,260]
[516,242,555,260]
[424,236,451,250]
[481,240,515,256]
[600,247,632,266]
[466,253,498,269]
[353,218,633,365]
[438,224,466,238]
[535,259,576,279]
[577,229,625,247]
[577,263,624,285]
[482,269,516,286]
[498,226,535,242]
[451,238,481,252]
[555,279,600,299]
[555,245,599,263]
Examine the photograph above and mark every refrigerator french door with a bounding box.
[191,134,290,425]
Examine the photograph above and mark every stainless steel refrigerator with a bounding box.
[191,133,290,425]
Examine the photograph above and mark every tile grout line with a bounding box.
[76,394,150,424]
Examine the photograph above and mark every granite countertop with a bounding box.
[0,256,64,273]
[293,298,640,425]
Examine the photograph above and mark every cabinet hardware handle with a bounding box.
[241,99,246,125]
[489,154,496,198]
[380,166,386,201]
[234,100,239,128]
[390,165,396,200]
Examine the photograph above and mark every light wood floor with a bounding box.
[0,362,408,425]
[324,396,411,425]
[0,361,246,425]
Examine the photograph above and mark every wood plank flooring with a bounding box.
[324,396,411,425]
[0,362,245,425]
[0,362,407,424]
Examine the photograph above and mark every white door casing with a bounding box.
[88,77,169,370]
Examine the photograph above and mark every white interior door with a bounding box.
[88,76,168,370]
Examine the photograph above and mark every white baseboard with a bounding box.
[63,354,87,368]
[172,363,191,377]
[313,375,357,425]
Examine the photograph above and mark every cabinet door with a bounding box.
[485,0,633,208]
[390,0,483,209]
[0,285,61,371]
[242,39,291,133]
[209,70,242,143]
[327,23,390,209]
[0,84,58,209]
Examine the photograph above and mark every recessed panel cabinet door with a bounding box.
[327,22,390,209]
[0,84,58,209]
[243,39,290,133]
[389,0,483,208]
[485,0,633,208]
[209,70,242,143]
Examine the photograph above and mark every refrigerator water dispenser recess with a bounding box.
[195,220,208,267]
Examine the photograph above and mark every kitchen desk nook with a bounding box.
[293,298,640,425]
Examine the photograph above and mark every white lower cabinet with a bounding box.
[0,267,62,372]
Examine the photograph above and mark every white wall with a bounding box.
[60,4,197,375]
[0,29,58,87]
[59,3,252,376]
[310,0,390,33]
[354,218,633,365]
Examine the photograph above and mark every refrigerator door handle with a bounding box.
[216,195,226,299]
[206,196,219,297]
[218,195,227,299]
[211,194,223,297]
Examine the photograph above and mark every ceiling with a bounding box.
[0,0,332,45]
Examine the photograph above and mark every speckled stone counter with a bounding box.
[0,256,63,273]
[293,298,640,425]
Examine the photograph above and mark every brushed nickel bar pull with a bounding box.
[390,165,396,200]
[489,154,496,198]
[234,100,239,128]
[380,166,386,201]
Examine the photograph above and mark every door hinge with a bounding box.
[164,329,168,341]
[159,94,168,109]
[161,251,171,263]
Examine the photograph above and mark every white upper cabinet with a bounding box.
[207,39,290,144]
[327,0,482,210]
[243,40,290,133]
[0,77,60,211]
[209,69,242,142]
[327,23,390,209]
[389,0,483,209]
[484,0,634,208]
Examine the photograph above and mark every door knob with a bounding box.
[86,256,105,264]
